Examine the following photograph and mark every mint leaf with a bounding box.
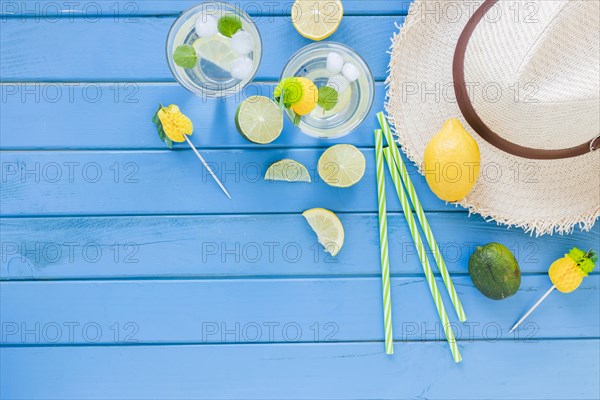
[153,104,173,149]
[318,86,339,111]
[173,45,197,69]
[217,15,242,38]
[152,106,164,141]
[293,112,301,126]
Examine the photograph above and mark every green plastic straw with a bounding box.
[383,146,462,363]
[377,112,467,322]
[374,129,394,355]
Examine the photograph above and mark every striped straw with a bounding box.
[377,112,467,322]
[382,146,462,363]
[374,129,394,355]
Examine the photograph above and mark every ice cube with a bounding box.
[195,15,218,37]
[231,57,254,80]
[326,74,350,94]
[326,52,344,74]
[342,63,361,82]
[231,31,254,55]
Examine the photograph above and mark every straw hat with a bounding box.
[385,0,600,235]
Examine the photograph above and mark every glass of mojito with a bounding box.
[276,42,375,139]
[166,1,262,97]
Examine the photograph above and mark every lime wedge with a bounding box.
[193,35,238,72]
[318,144,366,188]
[265,159,311,182]
[302,208,345,256]
[235,96,283,144]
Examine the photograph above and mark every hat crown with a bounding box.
[464,0,600,150]
[385,0,600,235]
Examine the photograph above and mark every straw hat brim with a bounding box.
[385,0,600,236]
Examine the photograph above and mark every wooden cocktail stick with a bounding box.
[184,135,231,199]
[509,285,556,333]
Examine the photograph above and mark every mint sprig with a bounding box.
[217,14,242,38]
[318,86,339,112]
[292,112,301,126]
[274,81,303,126]
[173,44,197,69]
[276,88,287,112]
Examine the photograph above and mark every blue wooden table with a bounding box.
[1,1,599,399]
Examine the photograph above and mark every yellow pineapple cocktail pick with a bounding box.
[153,104,231,199]
[510,248,597,333]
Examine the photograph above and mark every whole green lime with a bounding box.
[468,243,521,300]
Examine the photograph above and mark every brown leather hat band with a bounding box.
[452,0,599,160]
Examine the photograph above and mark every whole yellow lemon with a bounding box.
[423,118,480,202]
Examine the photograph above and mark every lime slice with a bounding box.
[318,144,366,188]
[235,96,283,144]
[265,159,311,182]
[302,208,345,256]
[291,0,343,41]
[193,35,238,72]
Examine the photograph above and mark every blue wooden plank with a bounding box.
[1,340,599,399]
[0,83,386,150]
[0,16,398,81]
[1,214,598,280]
[2,0,599,399]
[0,1,412,17]
[1,276,597,345]
[0,149,454,215]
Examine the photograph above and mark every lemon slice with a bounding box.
[193,34,238,72]
[235,96,283,144]
[302,208,344,256]
[318,144,366,188]
[291,0,344,41]
[265,159,311,182]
